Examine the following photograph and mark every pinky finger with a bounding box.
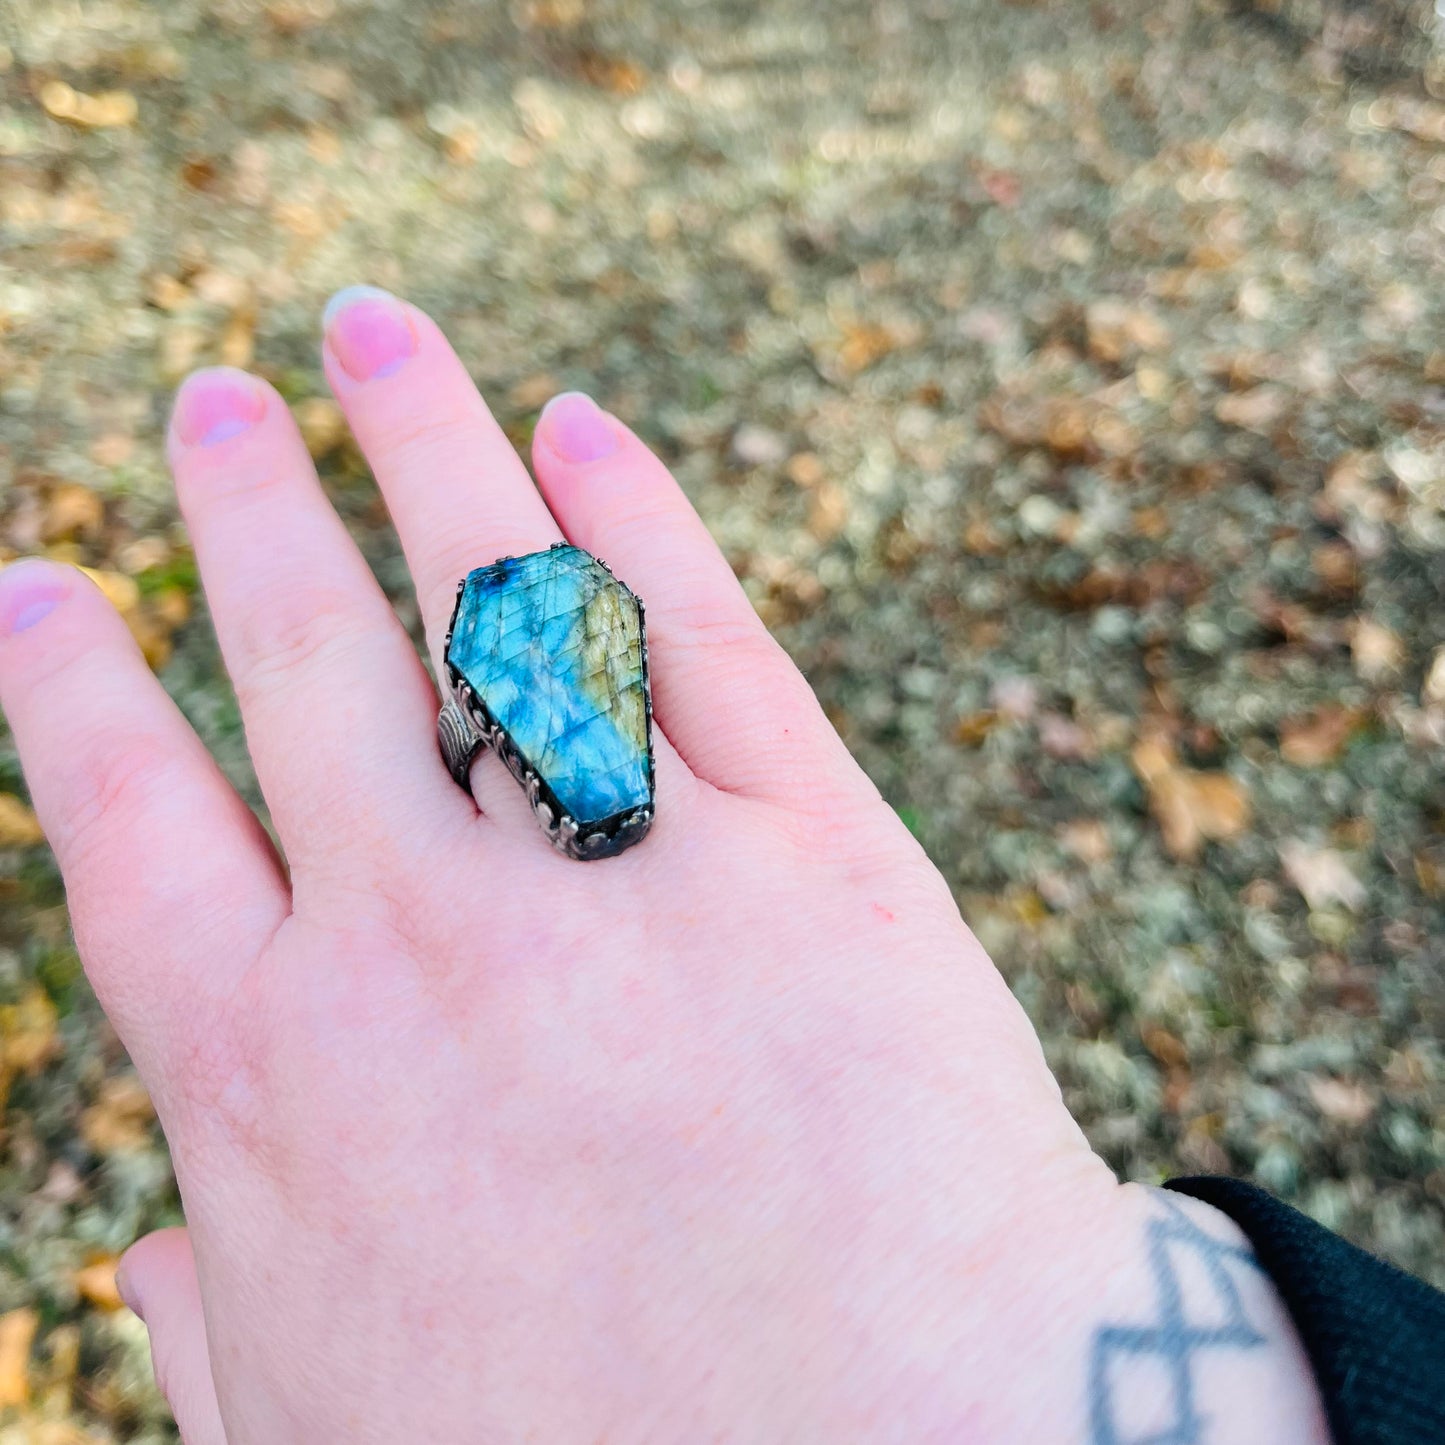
[0,560,288,1074]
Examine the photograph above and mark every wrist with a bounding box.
[859,1170,1330,1444]
[982,1180,1331,1445]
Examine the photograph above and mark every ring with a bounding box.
[438,543,655,860]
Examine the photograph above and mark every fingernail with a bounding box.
[323,285,418,382]
[0,560,70,638]
[540,392,620,463]
[172,369,268,449]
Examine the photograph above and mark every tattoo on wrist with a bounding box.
[1088,1195,1266,1445]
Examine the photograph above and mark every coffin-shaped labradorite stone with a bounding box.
[446,546,651,826]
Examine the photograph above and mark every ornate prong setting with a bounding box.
[438,547,655,861]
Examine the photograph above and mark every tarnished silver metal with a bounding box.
[437,694,486,789]
[436,548,655,861]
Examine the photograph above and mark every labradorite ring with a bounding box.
[437,543,655,860]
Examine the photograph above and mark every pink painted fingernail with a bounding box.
[323,285,419,382]
[540,392,620,463]
[172,368,268,449]
[0,559,70,638]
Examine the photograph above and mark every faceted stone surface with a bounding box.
[446,546,651,825]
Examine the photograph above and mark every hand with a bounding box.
[0,290,1328,1443]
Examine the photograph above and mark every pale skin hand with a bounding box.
[0,292,1329,1444]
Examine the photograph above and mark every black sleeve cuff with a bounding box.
[1165,1176,1445,1445]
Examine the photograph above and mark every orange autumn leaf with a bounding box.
[0,1308,37,1410]
[1132,735,1251,862]
[39,82,138,129]
[0,795,44,847]
[1280,706,1365,767]
[80,1075,155,1156]
[73,1257,123,1312]
[0,989,61,1109]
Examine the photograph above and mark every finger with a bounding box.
[531,395,873,811]
[320,286,561,665]
[0,560,285,1070]
[320,288,697,834]
[118,1229,229,1445]
[168,368,462,876]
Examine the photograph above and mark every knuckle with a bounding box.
[666,608,785,675]
[197,464,293,510]
[54,731,179,867]
[375,400,480,469]
[233,583,373,695]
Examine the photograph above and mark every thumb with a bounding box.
[117,1227,229,1445]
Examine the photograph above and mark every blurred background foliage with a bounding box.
[1,0,1444,1436]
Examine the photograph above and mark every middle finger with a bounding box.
[320,288,698,834]
[320,287,563,664]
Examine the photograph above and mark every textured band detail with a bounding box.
[437,694,486,788]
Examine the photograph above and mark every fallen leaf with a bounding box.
[40,484,104,544]
[806,483,848,543]
[39,82,138,129]
[0,1422,108,1445]
[1349,617,1404,681]
[294,397,347,458]
[146,272,190,310]
[1059,818,1112,864]
[1,988,60,1077]
[220,302,257,369]
[785,452,825,489]
[159,321,207,381]
[954,711,999,748]
[0,1309,36,1409]
[1416,852,1444,898]
[263,0,336,33]
[75,567,180,669]
[1142,1026,1189,1069]
[75,567,139,616]
[506,373,558,411]
[1215,385,1288,432]
[1422,646,1445,706]
[1043,399,1093,457]
[577,52,647,94]
[1085,299,1170,365]
[1306,1075,1376,1126]
[1280,706,1365,766]
[90,431,134,468]
[1311,541,1358,597]
[1132,734,1251,861]
[0,795,44,847]
[518,0,585,27]
[37,1319,80,1405]
[1281,841,1368,912]
[836,322,900,376]
[73,1257,123,1312]
[80,1074,155,1155]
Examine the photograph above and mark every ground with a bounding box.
[1,0,1443,1437]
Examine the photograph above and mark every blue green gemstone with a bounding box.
[446,546,651,827]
